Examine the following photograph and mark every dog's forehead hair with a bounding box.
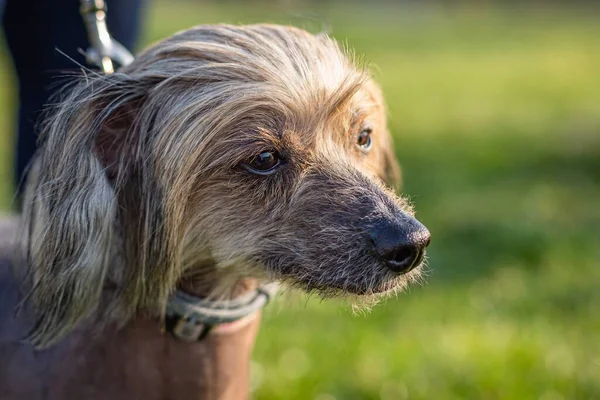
[126,24,371,148]
[182,83,385,176]
[234,84,383,148]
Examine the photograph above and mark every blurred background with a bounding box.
[1,1,599,399]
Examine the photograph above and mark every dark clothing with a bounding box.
[2,0,146,192]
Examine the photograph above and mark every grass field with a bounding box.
[1,1,599,399]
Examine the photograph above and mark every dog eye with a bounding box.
[243,151,281,175]
[357,127,373,151]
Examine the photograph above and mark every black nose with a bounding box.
[369,217,431,274]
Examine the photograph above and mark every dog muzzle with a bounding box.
[164,283,279,341]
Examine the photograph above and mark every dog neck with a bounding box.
[91,277,263,399]
[43,306,262,400]
[90,273,264,399]
[101,233,265,398]
[165,276,269,341]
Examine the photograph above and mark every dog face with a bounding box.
[180,79,427,297]
[24,25,429,346]
[151,26,430,297]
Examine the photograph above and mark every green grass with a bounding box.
[1,1,599,399]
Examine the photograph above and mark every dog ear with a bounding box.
[22,73,145,348]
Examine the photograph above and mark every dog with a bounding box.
[0,24,430,399]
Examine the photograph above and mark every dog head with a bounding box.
[23,25,429,346]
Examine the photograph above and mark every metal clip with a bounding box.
[79,0,134,74]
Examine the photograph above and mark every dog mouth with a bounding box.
[280,257,424,297]
[338,264,422,296]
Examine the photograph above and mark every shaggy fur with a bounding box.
[19,24,425,349]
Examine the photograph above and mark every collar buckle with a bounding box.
[165,283,278,342]
[171,318,212,342]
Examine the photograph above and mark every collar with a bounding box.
[164,283,278,342]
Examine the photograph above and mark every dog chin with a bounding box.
[288,262,422,298]
[340,275,405,296]
[341,261,424,296]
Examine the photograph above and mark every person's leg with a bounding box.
[105,0,147,52]
[2,0,147,194]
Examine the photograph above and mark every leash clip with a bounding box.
[79,0,134,73]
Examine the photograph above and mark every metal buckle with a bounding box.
[172,317,211,342]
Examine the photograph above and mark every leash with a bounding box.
[79,1,278,341]
[79,0,134,73]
